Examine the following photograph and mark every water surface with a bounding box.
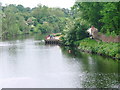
[0,35,119,88]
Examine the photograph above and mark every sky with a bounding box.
[0,0,75,9]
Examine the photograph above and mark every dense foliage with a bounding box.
[1,2,119,59]
[61,2,119,44]
[71,2,120,35]
[1,4,70,38]
[2,4,30,38]
[61,18,89,46]
[60,2,120,59]
[78,38,120,59]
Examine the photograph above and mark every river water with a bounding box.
[0,35,119,88]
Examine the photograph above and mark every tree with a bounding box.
[62,18,88,46]
[100,2,120,35]
[2,4,30,38]
[72,2,103,30]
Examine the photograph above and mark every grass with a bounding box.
[78,38,120,59]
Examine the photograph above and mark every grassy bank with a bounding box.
[78,38,120,60]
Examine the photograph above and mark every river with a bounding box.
[0,34,119,88]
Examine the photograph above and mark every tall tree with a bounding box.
[100,2,120,35]
[72,2,103,30]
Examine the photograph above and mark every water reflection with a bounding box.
[0,35,119,88]
[61,47,119,88]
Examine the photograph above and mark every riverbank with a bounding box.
[78,38,120,60]
[60,36,120,60]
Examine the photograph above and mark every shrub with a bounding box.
[79,38,119,59]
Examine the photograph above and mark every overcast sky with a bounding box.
[0,0,75,9]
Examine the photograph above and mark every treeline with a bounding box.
[2,4,31,38]
[60,2,120,59]
[62,2,120,46]
[1,3,70,38]
[1,2,119,42]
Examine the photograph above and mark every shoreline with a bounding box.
[61,38,120,60]
[78,48,120,60]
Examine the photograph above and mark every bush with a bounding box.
[79,38,119,59]
[62,19,89,46]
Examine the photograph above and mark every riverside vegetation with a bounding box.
[1,3,70,38]
[61,2,120,59]
[1,2,120,59]
[78,38,120,59]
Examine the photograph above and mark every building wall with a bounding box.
[92,30,120,43]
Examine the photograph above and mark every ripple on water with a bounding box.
[78,72,119,88]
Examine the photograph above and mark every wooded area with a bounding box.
[1,2,119,40]
[1,3,70,38]
[62,2,120,46]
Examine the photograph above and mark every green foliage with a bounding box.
[54,33,61,36]
[62,18,88,46]
[100,2,120,35]
[79,38,119,59]
[1,2,119,60]
[2,4,30,38]
[72,2,103,30]
[1,4,69,38]
[72,2,120,35]
[33,24,42,33]
[31,5,68,33]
